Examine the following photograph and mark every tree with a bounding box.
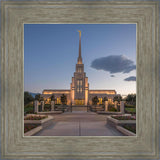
[39,96,44,102]
[50,94,55,101]
[126,94,136,104]
[92,96,99,105]
[35,94,41,101]
[113,95,122,102]
[61,94,67,105]
[24,92,34,105]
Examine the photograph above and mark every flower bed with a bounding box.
[123,124,136,134]
[107,115,136,127]
[24,124,40,133]
[24,115,48,120]
[111,115,136,120]
[24,115,54,129]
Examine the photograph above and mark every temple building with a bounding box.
[41,31,117,105]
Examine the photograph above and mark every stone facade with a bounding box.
[41,31,117,106]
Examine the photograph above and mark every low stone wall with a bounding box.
[116,126,136,136]
[106,116,136,127]
[106,116,136,136]
[97,111,122,115]
[38,111,63,115]
[24,115,54,136]
[24,126,42,136]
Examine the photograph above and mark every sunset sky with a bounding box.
[24,24,136,96]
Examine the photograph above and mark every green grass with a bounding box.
[125,104,136,108]
[125,108,136,113]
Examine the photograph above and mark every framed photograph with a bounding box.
[1,1,159,159]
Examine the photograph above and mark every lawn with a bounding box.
[125,107,136,113]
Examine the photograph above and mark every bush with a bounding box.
[109,107,117,112]
[24,103,34,114]
[44,104,51,111]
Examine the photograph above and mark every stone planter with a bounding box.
[116,126,136,136]
[24,115,54,129]
[38,111,63,115]
[106,116,136,127]
[97,111,122,115]
[24,126,42,136]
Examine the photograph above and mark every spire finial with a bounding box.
[78,30,81,37]
[77,30,82,64]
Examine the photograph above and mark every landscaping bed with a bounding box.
[123,124,136,134]
[24,124,40,133]
[97,111,122,115]
[24,114,54,131]
[24,115,48,120]
[24,124,42,136]
[111,115,136,120]
[107,115,136,136]
[116,124,136,136]
[107,115,136,127]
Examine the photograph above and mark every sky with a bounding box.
[24,24,136,95]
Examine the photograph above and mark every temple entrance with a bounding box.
[75,99,85,105]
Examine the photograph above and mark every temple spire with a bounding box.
[77,30,82,64]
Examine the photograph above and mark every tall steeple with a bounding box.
[77,30,82,64]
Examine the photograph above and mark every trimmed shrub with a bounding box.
[108,107,117,112]
[44,104,51,111]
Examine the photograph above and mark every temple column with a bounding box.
[85,77,89,106]
[70,77,75,105]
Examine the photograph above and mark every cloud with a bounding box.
[91,55,136,74]
[124,76,136,81]
[110,75,115,77]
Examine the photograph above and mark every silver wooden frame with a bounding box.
[1,1,159,159]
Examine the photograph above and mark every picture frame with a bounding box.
[1,1,159,159]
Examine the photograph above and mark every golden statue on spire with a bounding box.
[78,30,81,37]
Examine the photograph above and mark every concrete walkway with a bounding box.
[34,112,124,136]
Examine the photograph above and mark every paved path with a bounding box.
[34,112,124,136]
